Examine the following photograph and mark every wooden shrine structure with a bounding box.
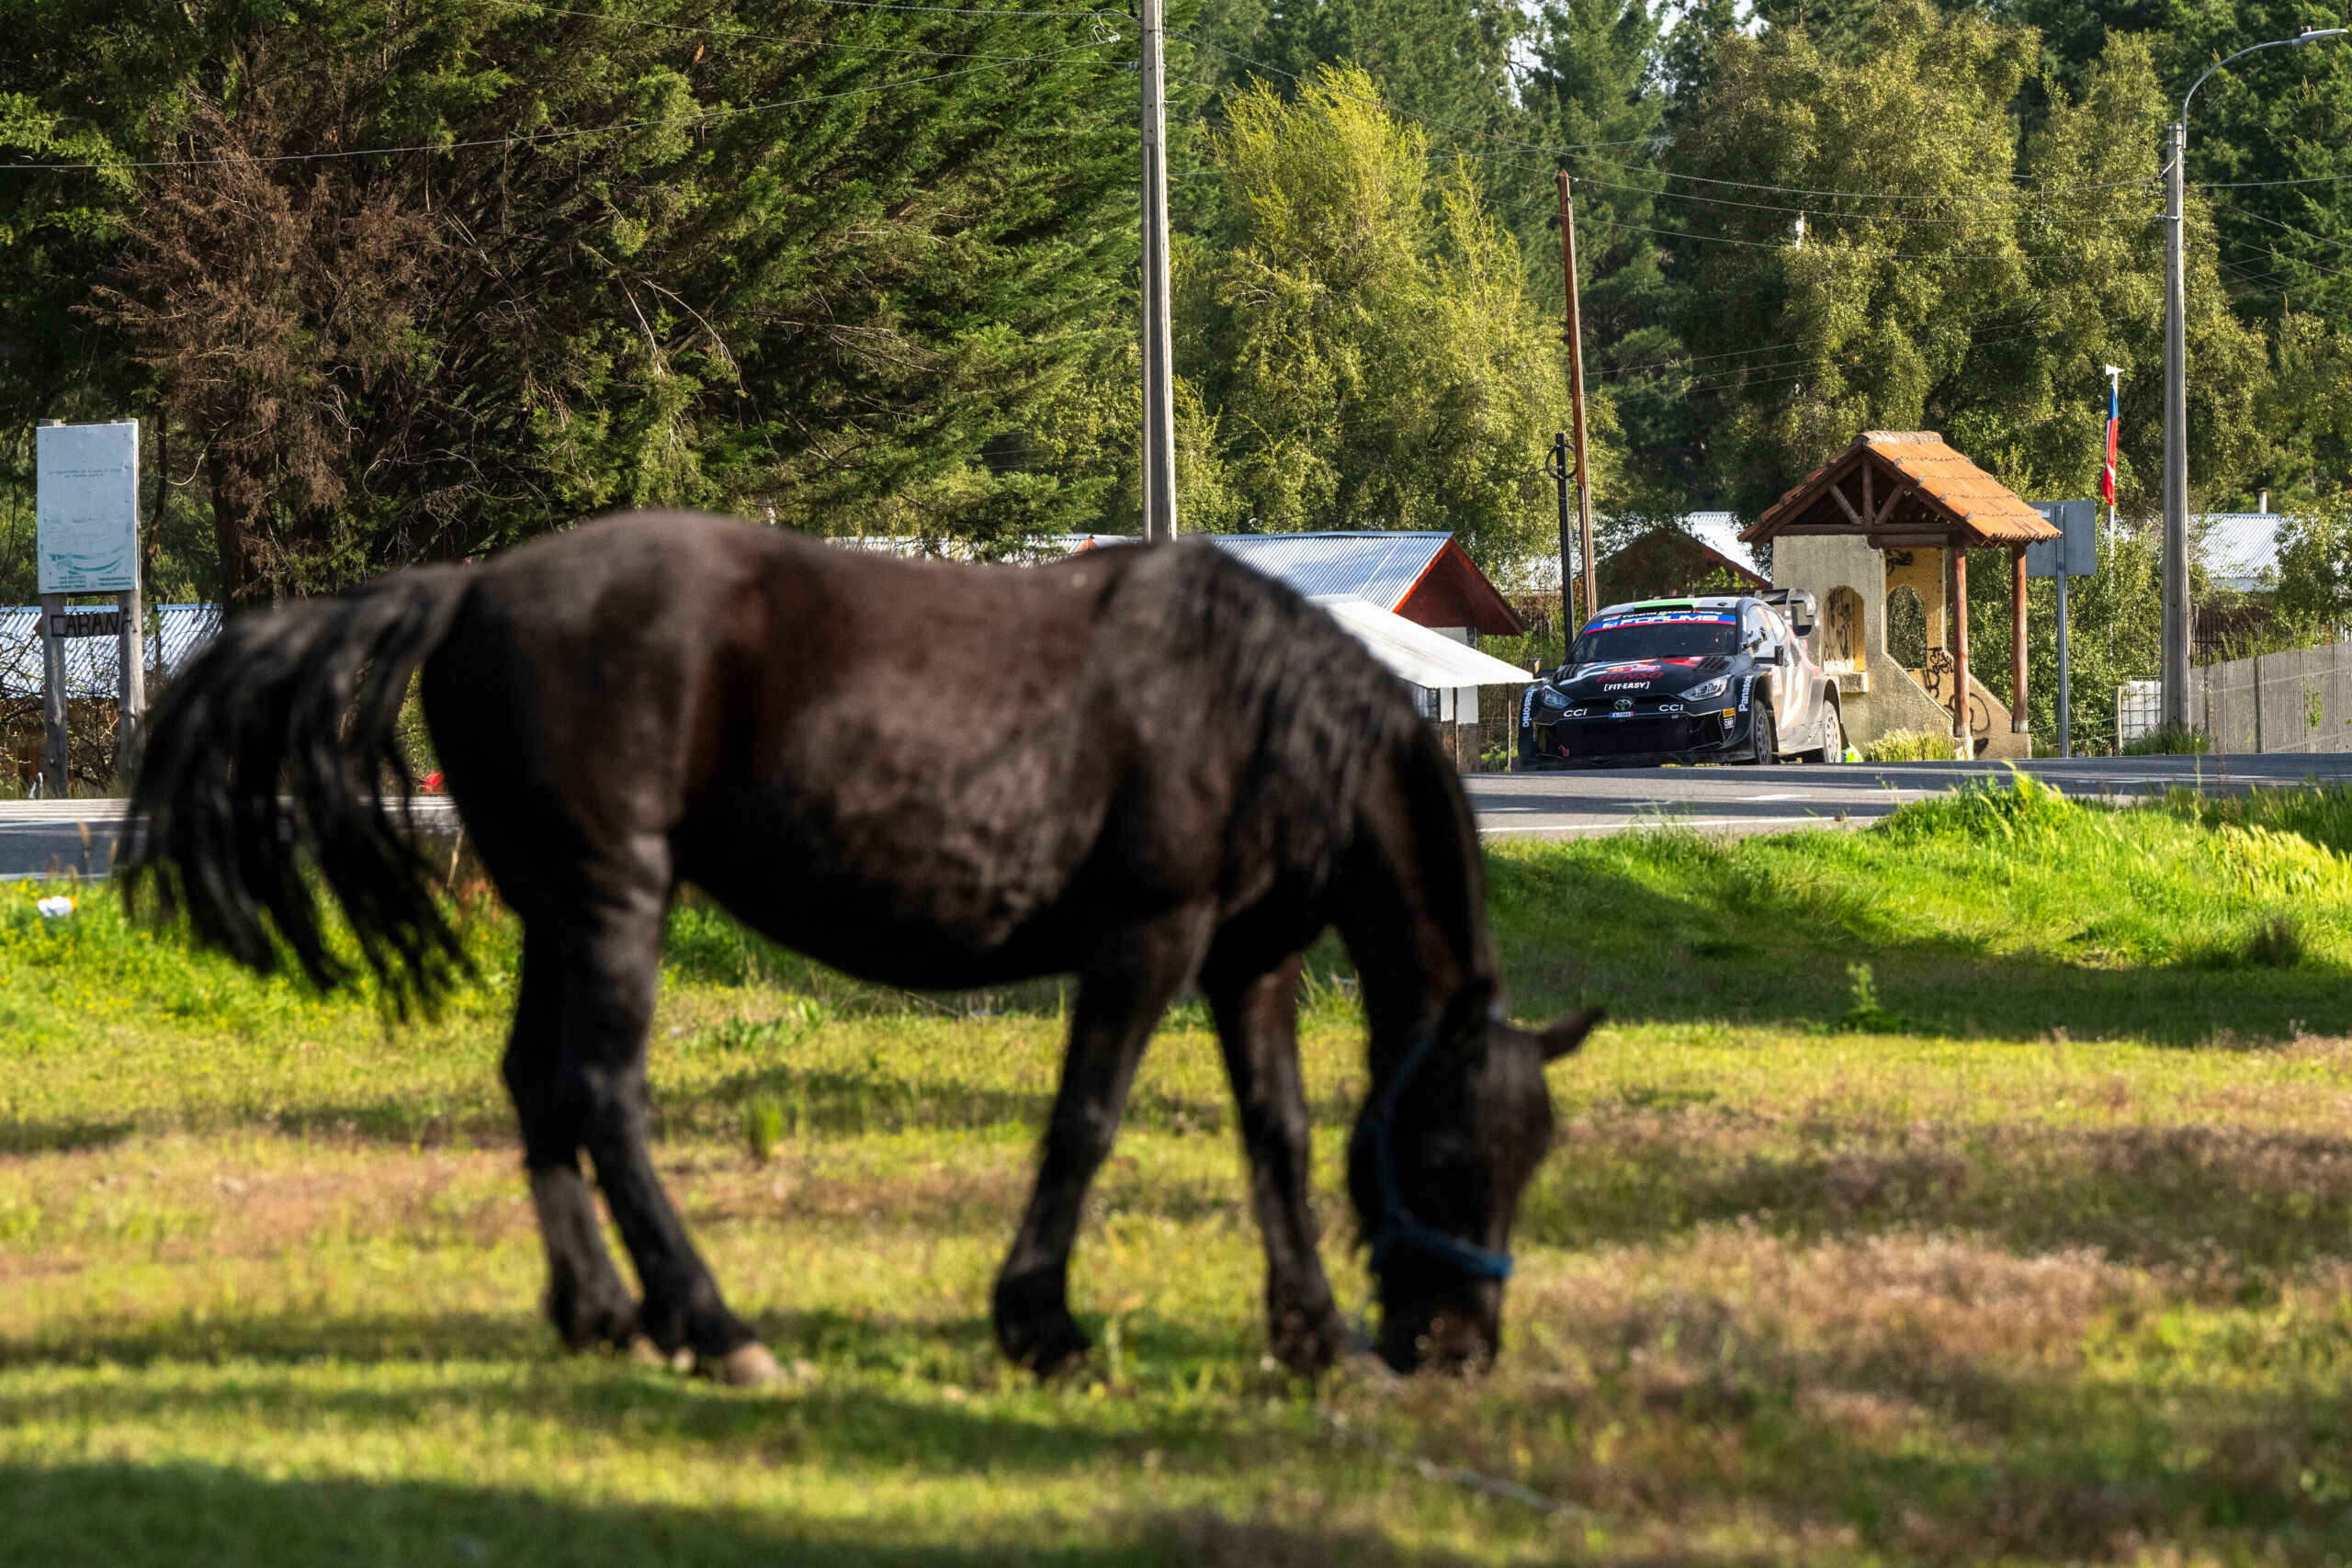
[1742,432,2058,750]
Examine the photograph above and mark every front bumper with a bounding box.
[1521,703,1754,768]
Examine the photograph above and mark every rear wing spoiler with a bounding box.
[1758,588,1817,637]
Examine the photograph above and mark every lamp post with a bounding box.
[2162,26,2346,729]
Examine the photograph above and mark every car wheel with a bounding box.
[1740,706,1776,765]
[1812,701,1842,764]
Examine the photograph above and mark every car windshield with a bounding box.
[1568,610,1740,665]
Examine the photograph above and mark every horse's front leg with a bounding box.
[993,908,1214,1373]
[1202,948,1351,1373]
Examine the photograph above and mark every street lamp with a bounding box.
[2163,25,2347,729]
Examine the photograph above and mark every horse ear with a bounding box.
[1536,1009,1602,1062]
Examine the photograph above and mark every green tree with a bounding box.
[1666,6,2271,518]
[1261,0,1526,152]
[1521,0,1683,519]
[2272,486,2352,627]
[1170,68,1578,576]
[1962,525,2168,755]
[0,0,1134,599]
[1991,34,2272,507]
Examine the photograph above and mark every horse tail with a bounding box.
[126,565,476,1010]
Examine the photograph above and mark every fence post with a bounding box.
[116,584,145,780]
[39,592,67,796]
[2253,654,2265,753]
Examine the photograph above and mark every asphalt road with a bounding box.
[1468,751,2352,839]
[0,797,459,883]
[4,754,2346,880]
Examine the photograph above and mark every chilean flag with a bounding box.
[2100,381,2120,505]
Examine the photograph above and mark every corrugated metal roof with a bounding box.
[2199,513,2287,592]
[1316,599,1533,688]
[1748,431,2058,545]
[1202,533,1451,612]
[1520,515,1758,590]
[1680,513,1759,573]
[0,604,220,699]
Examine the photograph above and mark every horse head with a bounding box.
[1348,1007,1599,1372]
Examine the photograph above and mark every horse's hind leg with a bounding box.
[506,886,775,1383]
[563,900,777,1382]
[1200,948,1351,1373]
[994,909,1214,1373]
[505,926,638,1351]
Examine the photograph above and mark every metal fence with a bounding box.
[2188,642,2352,754]
[0,604,221,699]
[2116,681,2162,746]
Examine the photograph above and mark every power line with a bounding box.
[1179,32,1653,159]
[1601,311,2052,386]
[671,0,1113,12]
[2211,198,2352,259]
[0,43,1114,173]
[2216,236,2352,287]
[1559,166,2165,228]
[1544,209,2042,262]
[1624,322,2057,400]
[1184,28,2168,205]
[478,0,1122,55]
[2194,171,2352,191]
[1562,146,2154,203]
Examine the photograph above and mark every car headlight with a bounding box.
[1679,676,1729,702]
[1539,687,1569,708]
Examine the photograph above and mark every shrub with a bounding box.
[1860,728,1959,762]
[2121,722,2210,756]
[2241,914,2308,969]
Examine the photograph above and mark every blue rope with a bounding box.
[1353,1025,1515,1281]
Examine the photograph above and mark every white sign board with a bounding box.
[36,420,141,594]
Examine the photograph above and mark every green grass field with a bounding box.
[10,776,2352,1564]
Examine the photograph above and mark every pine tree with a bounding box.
[0,0,1136,599]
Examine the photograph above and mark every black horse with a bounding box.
[130,511,1594,1380]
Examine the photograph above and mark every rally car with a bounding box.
[1516,592,1844,769]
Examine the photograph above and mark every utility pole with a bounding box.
[2162,27,2346,729]
[1544,433,1574,640]
[1555,171,1595,628]
[1138,0,1177,544]
[2160,118,2188,730]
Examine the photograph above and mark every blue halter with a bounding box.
[1352,1024,1515,1281]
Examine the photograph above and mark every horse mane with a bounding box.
[1124,542,1461,915]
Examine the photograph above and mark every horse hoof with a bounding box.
[1003,1318,1091,1379]
[712,1342,784,1387]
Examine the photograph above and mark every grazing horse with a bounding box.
[129,511,1594,1380]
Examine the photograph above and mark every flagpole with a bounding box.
[2103,365,2122,547]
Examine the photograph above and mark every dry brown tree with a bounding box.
[92,55,432,609]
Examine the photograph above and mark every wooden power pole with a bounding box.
[1556,172,1595,626]
[1139,0,1177,544]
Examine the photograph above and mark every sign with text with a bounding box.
[36,420,141,593]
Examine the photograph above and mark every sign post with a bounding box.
[2028,500,2098,757]
[35,419,145,796]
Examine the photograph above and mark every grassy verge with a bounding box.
[7,778,2352,1563]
